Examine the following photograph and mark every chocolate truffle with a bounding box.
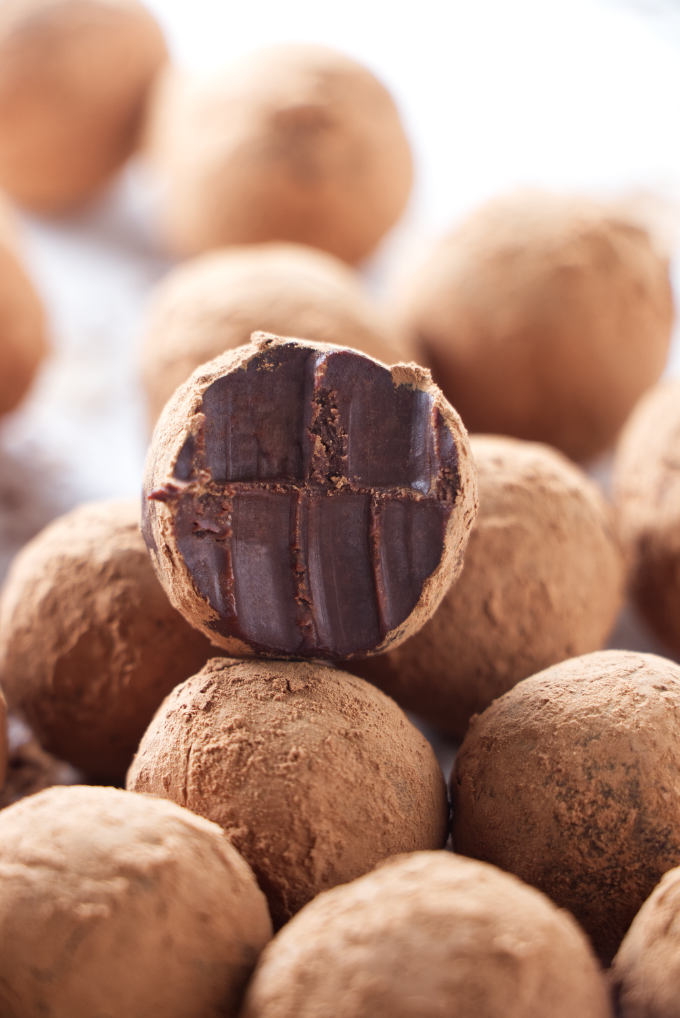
[0,686,6,789]
[0,0,167,213]
[0,198,47,414]
[614,379,680,658]
[147,45,413,262]
[398,191,673,461]
[0,714,80,809]
[141,243,406,424]
[452,650,680,963]
[353,436,625,739]
[241,851,613,1018]
[0,785,272,1018]
[127,658,449,928]
[0,499,214,780]
[612,865,680,1018]
[143,332,478,659]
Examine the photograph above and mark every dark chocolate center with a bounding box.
[148,344,460,658]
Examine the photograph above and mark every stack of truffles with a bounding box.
[1,1,680,1016]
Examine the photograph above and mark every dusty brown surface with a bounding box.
[0,498,215,780]
[241,851,612,1018]
[614,378,680,660]
[140,242,407,424]
[452,650,680,964]
[146,44,413,262]
[127,658,449,928]
[0,785,272,1018]
[398,191,674,461]
[353,436,625,739]
[0,0,167,212]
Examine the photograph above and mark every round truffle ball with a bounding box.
[0,499,214,780]
[0,785,272,1018]
[0,0,167,213]
[352,436,625,739]
[398,191,674,461]
[147,45,413,262]
[241,851,612,1018]
[0,198,47,414]
[614,379,680,659]
[127,658,449,928]
[612,865,680,1018]
[141,243,406,425]
[452,650,680,963]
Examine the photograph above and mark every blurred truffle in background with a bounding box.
[397,190,674,461]
[352,435,625,740]
[140,243,407,425]
[145,44,413,263]
[0,0,167,213]
[0,195,47,413]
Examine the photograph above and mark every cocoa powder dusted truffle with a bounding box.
[141,243,406,425]
[612,865,680,1018]
[0,786,272,1018]
[614,379,680,658]
[241,851,613,1018]
[398,191,674,461]
[147,45,413,262]
[0,499,214,780]
[127,658,449,928]
[452,650,680,963]
[142,332,477,660]
[0,0,167,213]
[353,436,625,739]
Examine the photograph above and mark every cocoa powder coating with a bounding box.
[142,332,478,660]
[0,499,215,779]
[147,44,413,262]
[398,191,673,461]
[140,243,406,425]
[614,379,680,659]
[0,0,167,212]
[452,650,680,963]
[126,658,449,928]
[241,851,613,1018]
[0,785,272,1018]
[612,865,680,1018]
[353,436,625,739]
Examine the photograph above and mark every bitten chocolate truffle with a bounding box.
[142,332,478,659]
[141,243,406,425]
[0,198,47,414]
[0,786,272,1018]
[127,658,449,928]
[0,499,214,779]
[353,436,625,739]
[147,45,413,262]
[0,0,167,212]
[614,379,680,658]
[398,191,673,461]
[241,851,613,1018]
[612,865,680,1018]
[452,650,680,963]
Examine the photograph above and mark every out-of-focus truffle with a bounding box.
[140,243,406,424]
[0,714,80,809]
[352,436,625,739]
[614,379,680,659]
[0,686,6,789]
[452,650,680,963]
[127,658,449,928]
[142,333,477,660]
[0,0,167,213]
[241,851,613,1018]
[0,499,214,780]
[146,45,413,262]
[612,865,680,1018]
[0,197,47,414]
[398,191,673,461]
[0,785,272,1018]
